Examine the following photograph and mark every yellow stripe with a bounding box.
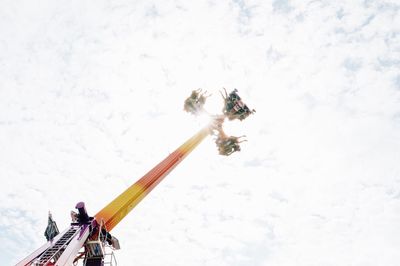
[95,126,211,231]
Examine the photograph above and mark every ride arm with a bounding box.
[95,125,211,231]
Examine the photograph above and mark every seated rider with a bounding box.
[184,89,210,115]
[215,130,247,156]
[221,88,255,121]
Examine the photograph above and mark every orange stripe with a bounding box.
[95,126,210,231]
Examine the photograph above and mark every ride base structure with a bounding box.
[16,89,254,266]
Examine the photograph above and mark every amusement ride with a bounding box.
[16,89,255,266]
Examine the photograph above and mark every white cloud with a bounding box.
[1,0,400,265]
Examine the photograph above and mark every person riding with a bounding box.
[215,128,247,156]
[184,89,210,115]
[220,88,255,121]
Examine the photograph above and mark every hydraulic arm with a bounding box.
[16,123,212,266]
[16,89,253,266]
[95,124,211,231]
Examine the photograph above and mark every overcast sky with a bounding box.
[1,0,400,265]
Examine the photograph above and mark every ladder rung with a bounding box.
[35,227,79,265]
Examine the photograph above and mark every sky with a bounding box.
[1,0,400,265]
